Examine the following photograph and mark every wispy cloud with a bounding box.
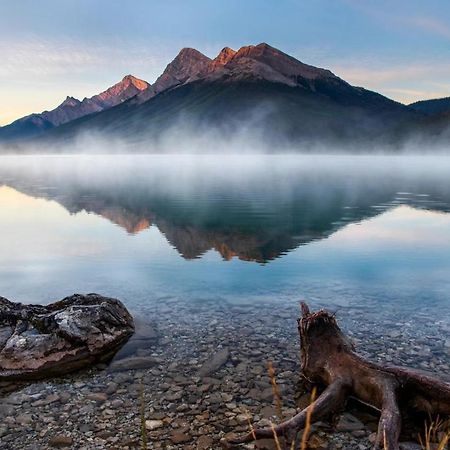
[343,0,450,43]
[0,36,170,80]
[403,16,450,40]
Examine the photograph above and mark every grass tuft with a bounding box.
[417,416,450,450]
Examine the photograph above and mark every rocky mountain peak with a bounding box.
[177,47,210,59]
[121,74,150,91]
[230,42,337,81]
[60,96,81,108]
[148,48,211,96]
[165,48,211,75]
[92,75,150,108]
[213,47,237,65]
[98,75,149,98]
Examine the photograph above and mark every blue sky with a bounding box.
[1,0,450,125]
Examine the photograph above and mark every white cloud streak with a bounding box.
[402,16,450,40]
[0,36,170,80]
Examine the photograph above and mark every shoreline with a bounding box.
[1,297,449,449]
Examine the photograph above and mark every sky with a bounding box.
[1,0,450,126]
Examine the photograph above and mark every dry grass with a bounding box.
[268,361,283,422]
[417,417,450,450]
[300,387,317,450]
[251,363,318,450]
[270,421,283,450]
[139,381,148,450]
[437,434,450,450]
[244,408,257,441]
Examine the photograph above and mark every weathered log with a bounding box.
[0,293,134,380]
[226,303,450,449]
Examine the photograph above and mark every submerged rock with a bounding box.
[198,347,230,377]
[48,435,73,448]
[0,293,134,380]
[112,318,158,360]
[109,355,158,371]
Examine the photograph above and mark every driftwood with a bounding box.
[227,303,450,449]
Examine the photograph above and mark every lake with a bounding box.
[1,154,450,448]
[1,154,450,310]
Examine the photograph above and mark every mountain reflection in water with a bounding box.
[1,155,449,263]
[0,154,450,310]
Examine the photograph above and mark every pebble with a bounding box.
[145,419,164,430]
[48,435,73,447]
[198,347,230,377]
[170,430,191,444]
[109,355,157,371]
[197,435,214,449]
[336,413,365,432]
[86,392,108,402]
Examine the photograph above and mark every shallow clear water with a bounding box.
[0,154,449,315]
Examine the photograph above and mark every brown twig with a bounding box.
[300,387,317,450]
[270,421,282,450]
[268,361,283,422]
[245,409,257,441]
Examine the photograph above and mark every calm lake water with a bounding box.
[0,154,450,314]
[1,154,450,448]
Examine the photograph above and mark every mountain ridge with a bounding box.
[409,96,450,116]
[1,42,447,150]
[0,75,149,141]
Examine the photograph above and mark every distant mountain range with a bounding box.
[0,75,149,141]
[1,43,450,151]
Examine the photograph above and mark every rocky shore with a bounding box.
[1,296,449,449]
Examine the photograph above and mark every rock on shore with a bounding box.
[0,293,134,380]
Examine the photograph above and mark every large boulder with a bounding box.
[0,293,134,380]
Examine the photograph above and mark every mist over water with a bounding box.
[0,153,449,317]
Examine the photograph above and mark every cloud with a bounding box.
[343,1,450,40]
[0,35,171,82]
[0,39,97,77]
[403,16,450,40]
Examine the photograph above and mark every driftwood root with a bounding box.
[226,302,450,449]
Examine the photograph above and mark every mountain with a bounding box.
[409,97,450,116]
[0,43,425,150]
[0,75,149,142]
[137,48,212,102]
[136,43,339,103]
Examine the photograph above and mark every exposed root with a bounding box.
[226,302,450,450]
